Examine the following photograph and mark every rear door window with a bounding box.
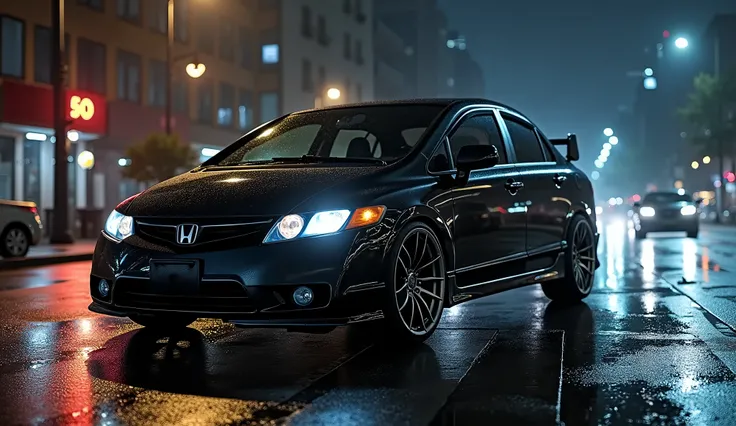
[502,115,546,163]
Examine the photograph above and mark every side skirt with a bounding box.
[448,251,566,306]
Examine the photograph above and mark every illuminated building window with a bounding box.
[261,44,279,64]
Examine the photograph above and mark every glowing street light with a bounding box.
[703,156,711,164]
[644,68,654,77]
[595,160,604,169]
[326,87,341,100]
[603,142,612,150]
[609,136,619,145]
[691,161,699,169]
[185,61,206,78]
[603,128,614,137]
[675,37,689,49]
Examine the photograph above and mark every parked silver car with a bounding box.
[0,200,43,257]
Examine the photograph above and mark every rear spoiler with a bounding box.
[549,133,580,161]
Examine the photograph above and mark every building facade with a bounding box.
[281,0,374,111]
[373,0,485,100]
[0,0,374,235]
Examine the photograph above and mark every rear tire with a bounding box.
[129,314,196,329]
[687,229,698,238]
[635,229,647,239]
[541,215,596,303]
[380,222,446,345]
[0,225,30,258]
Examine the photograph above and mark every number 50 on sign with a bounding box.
[69,95,95,120]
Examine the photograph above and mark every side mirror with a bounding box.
[550,133,580,161]
[456,144,499,172]
[695,198,704,205]
[633,202,641,208]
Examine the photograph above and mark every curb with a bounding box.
[0,253,94,271]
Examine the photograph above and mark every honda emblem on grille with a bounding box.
[176,224,199,245]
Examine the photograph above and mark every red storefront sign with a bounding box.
[1,81,107,135]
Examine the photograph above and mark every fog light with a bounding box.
[98,279,110,297]
[293,286,314,306]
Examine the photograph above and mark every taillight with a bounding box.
[29,207,38,215]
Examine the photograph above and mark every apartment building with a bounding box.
[0,0,277,221]
[282,0,374,110]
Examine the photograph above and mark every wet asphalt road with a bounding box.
[2,221,736,425]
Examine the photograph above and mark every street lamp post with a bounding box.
[50,0,73,244]
[165,0,206,135]
[165,0,174,135]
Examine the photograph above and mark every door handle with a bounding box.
[505,180,524,193]
[553,174,567,185]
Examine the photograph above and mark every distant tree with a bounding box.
[679,71,736,221]
[678,71,736,158]
[122,133,198,184]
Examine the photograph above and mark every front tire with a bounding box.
[129,314,196,329]
[1,225,30,258]
[687,229,699,238]
[541,215,596,303]
[381,222,446,344]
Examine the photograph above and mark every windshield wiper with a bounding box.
[270,155,387,165]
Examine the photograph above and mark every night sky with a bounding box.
[438,0,736,173]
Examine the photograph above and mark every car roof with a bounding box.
[297,98,526,116]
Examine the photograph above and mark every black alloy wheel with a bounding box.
[1,225,30,258]
[381,222,446,343]
[542,215,596,302]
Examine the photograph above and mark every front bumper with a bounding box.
[638,215,698,232]
[89,226,390,322]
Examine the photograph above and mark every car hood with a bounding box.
[122,166,382,217]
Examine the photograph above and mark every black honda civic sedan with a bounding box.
[90,99,599,342]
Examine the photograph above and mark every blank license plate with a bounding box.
[149,259,201,295]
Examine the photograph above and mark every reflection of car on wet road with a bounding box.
[632,191,700,239]
[90,99,599,343]
[0,199,43,258]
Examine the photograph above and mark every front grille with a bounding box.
[659,209,679,219]
[135,216,274,249]
[114,277,256,313]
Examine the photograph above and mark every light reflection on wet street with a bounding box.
[2,222,736,425]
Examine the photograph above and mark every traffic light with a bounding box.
[725,171,736,183]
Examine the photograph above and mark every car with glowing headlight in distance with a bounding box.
[90,99,599,343]
[632,191,701,239]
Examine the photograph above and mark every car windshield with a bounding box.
[643,192,691,204]
[206,105,446,167]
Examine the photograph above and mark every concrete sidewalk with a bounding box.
[0,240,96,270]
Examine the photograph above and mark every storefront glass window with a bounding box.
[68,146,77,210]
[0,136,14,199]
[23,140,42,205]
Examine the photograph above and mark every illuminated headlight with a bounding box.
[264,206,385,243]
[680,205,697,216]
[639,207,656,217]
[104,210,134,241]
